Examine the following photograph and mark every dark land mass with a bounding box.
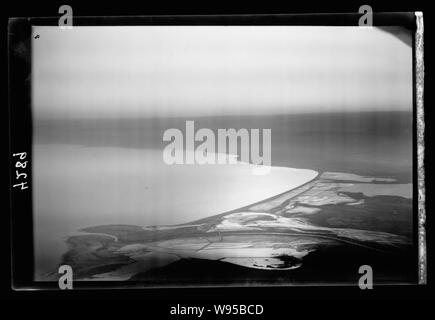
[130,243,416,286]
[288,192,413,238]
[53,169,415,285]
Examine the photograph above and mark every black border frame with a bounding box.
[8,12,422,292]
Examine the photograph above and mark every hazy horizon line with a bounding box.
[34,109,413,122]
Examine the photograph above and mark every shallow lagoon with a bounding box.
[33,144,317,278]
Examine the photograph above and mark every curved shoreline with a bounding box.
[187,170,320,226]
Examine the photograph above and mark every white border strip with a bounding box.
[415,11,426,285]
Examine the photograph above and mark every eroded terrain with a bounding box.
[47,171,413,282]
